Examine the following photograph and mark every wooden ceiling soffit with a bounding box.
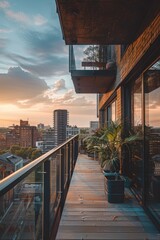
[56,0,160,45]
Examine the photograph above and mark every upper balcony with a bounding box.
[69,45,116,93]
[56,0,160,45]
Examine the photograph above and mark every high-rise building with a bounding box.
[53,109,68,146]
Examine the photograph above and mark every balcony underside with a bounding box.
[71,70,116,93]
[56,0,160,45]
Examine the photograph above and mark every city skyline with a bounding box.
[0,0,98,128]
[0,113,95,129]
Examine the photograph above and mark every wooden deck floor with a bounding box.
[56,154,159,240]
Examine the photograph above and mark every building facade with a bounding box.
[42,128,55,152]
[0,152,23,179]
[98,18,160,228]
[66,125,80,139]
[56,0,160,230]
[89,121,99,133]
[53,109,68,146]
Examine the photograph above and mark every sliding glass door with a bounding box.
[144,59,160,224]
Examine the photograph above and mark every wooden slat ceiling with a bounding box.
[56,0,160,45]
[71,69,116,93]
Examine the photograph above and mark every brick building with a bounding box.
[5,120,39,148]
[56,0,160,230]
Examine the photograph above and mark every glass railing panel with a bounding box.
[64,144,69,187]
[0,164,44,240]
[48,151,61,235]
[69,45,115,71]
[0,135,79,240]
[69,141,73,175]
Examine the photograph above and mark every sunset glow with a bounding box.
[0,0,98,128]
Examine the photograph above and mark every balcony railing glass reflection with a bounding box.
[69,45,116,71]
[0,135,78,240]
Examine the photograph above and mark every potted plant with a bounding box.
[101,121,140,203]
[84,121,139,203]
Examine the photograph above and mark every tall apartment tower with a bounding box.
[53,109,68,146]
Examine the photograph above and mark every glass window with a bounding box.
[144,59,160,222]
[131,77,143,197]
[106,99,117,126]
[111,101,116,122]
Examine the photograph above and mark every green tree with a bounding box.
[15,148,28,159]
[31,149,42,160]
[26,147,35,159]
[0,149,7,155]
[10,145,21,154]
[83,45,99,62]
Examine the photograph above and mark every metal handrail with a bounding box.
[0,134,79,195]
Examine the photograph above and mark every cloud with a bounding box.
[0,38,7,49]
[46,89,95,107]
[25,28,66,57]
[0,28,11,33]
[0,67,48,104]
[0,1,10,9]
[44,79,66,96]
[19,56,68,77]
[5,9,30,25]
[5,27,69,77]
[4,7,47,26]
[34,15,47,26]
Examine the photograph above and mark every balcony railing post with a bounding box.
[67,143,71,179]
[74,137,79,164]
[71,140,74,174]
[43,159,50,240]
[60,148,65,205]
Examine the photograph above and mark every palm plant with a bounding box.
[101,121,140,174]
[85,121,140,174]
[84,127,107,163]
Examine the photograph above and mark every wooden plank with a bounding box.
[58,225,146,233]
[60,220,150,227]
[62,211,146,217]
[56,232,158,240]
[60,215,140,221]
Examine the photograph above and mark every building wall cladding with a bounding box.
[99,15,160,112]
[116,87,122,121]
[120,15,160,81]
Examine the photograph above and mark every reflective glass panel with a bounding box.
[131,77,143,197]
[145,60,160,222]
[0,165,44,240]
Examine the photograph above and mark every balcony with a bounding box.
[69,45,116,93]
[56,0,160,45]
[0,136,159,239]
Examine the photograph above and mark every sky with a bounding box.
[0,0,98,128]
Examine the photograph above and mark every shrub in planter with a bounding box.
[84,121,139,203]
